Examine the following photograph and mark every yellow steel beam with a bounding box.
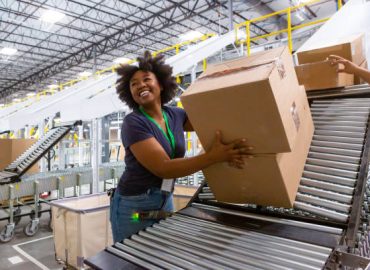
[337,0,343,9]
[287,7,293,53]
[175,45,181,84]
[250,29,287,42]
[246,21,251,56]
[291,17,329,31]
[245,17,328,43]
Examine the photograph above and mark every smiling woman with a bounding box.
[110,51,251,243]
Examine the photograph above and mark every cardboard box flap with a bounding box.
[184,62,274,95]
[199,46,287,76]
[184,56,288,96]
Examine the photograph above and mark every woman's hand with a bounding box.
[328,55,359,74]
[207,131,253,169]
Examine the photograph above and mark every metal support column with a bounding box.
[78,125,84,167]
[227,0,233,31]
[91,118,101,194]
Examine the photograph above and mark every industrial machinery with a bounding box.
[0,121,82,185]
[0,120,126,243]
[85,85,370,269]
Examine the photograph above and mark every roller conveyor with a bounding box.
[0,121,81,185]
[86,90,370,269]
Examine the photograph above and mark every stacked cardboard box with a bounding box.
[295,33,366,91]
[0,139,38,174]
[181,46,314,208]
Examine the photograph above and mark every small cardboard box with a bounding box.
[181,46,302,154]
[354,60,368,85]
[203,86,313,208]
[295,60,354,91]
[297,33,365,65]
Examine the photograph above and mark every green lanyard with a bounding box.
[139,107,176,159]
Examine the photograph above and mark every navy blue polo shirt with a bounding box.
[118,105,188,196]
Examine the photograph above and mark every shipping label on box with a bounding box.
[203,86,313,208]
[295,60,354,91]
[297,33,365,65]
[181,46,303,154]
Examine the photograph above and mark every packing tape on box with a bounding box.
[198,58,286,81]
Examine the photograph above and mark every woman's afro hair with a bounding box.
[116,51,177,109]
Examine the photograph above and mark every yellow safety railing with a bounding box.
[235,0,342,55]
[1,33,215,110]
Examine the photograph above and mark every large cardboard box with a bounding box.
[203,86,313,207]
[354,60,368,85]
[181,46,302,154]
[0,139,38,174]
[297,33,365,65]
[295,60,354,91]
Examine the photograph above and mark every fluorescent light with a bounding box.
[13,98,21,102]
[295,13,305,21]
[78,71,92,77]
[114,57,131,64]
[48,84,58,89]
[0,47,17,55]
[0,104,4,107]
[40,10,65,24]
[111,120,123,125]
[26,92,36,97]
[236,30,247,41]
[179,30,203,42]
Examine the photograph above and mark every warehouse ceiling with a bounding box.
[0,0,338,103]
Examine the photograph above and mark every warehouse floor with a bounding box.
[0,212,62,270]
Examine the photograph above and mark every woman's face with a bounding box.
[129,70,162,107]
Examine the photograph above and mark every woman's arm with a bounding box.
[328,55,370,84]
[130,131,250,179]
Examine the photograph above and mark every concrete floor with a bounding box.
[0,186,111,270]
[0,211,63,270]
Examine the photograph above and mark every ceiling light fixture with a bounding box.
[113,57,131,64]
[78,71,92,77]
[0,47,18,55]
[26,92,36,97]
[48,84,58,89]
[179,30,203,42]
[295,13,305,21]
[40,10,65,24]
[236,30,247,41]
